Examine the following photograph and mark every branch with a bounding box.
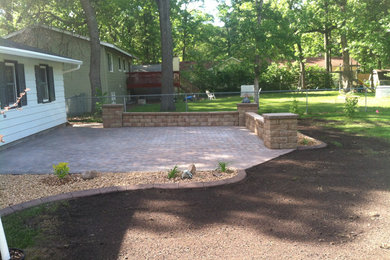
[37,11,85,27]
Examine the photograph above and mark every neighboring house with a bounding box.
[0,38,82,148]
[5,25,135,115]
[128,57,180,97]
[304,57,360,72]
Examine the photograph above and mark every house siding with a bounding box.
[0,53,66,147]
[7,26,133,115]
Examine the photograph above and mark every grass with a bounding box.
[2,202,65,249]
[69,90,390,142]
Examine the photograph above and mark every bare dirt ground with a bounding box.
[12,119,390,259]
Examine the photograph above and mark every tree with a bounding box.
[155,0,175,111]
[79,0,101,112]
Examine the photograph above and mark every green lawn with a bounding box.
[259,91,390,142]
[127,91,390,142]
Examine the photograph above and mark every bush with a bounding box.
[53,162,70,179]
[344,95,359,117]
[183,61,254,92]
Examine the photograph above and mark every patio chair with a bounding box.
[206,90,216,100]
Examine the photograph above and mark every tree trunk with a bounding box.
[155,0,175,111]
[254,0,264,108]
[80,0,101,112]
[341,33,352,91]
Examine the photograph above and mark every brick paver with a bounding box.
[0,126,293,174]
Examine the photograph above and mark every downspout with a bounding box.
[63,64,81,74]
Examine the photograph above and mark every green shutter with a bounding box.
[0,62,6,109]
[48,66,55,102]
[16,63,27,106]
[35,65,43,104]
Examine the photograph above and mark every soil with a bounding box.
[8,119,390,259]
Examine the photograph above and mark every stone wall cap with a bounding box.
[236,103,258,107]
[262,113,298,119]
[103,104,124,108]
[124,111,238,116]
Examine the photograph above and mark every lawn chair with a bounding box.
[206,90,216,100]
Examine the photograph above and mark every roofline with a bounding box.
[5,25,136,59]
[0,46,83,65]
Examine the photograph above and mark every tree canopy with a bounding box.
[1,0,389,83]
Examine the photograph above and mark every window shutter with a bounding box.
[16,63,27,106]
[48,66,55,102]
[35,65,43,104]
[0,62,6,109]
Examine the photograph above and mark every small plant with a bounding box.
[53,162,70,179]
[217,161,229,172]
[301,137,309,145]
[167,165,179,179]
[289,98,301,116]
[344,95,359,118]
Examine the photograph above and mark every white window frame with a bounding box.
[4,62,18,107]
[108,53,113,72]
[39,65,50,102]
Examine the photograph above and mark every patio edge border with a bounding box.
[0,170,246,217]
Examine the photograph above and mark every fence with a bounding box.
[66,87,383,118]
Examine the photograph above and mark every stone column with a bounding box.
[102,104,123,128]
[236,103,258,126]
[263,113,298,149]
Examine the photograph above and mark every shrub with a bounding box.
[344,95,359,117]
[168,165,179,179]
[53,162,70,179]
[289,98,301,116]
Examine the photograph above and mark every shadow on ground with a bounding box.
[14,120,390,259]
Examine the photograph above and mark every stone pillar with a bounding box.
[102,104,123,128]
[236,103,258,126]
[263,113,298,149]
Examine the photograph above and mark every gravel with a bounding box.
[0,169,237,208]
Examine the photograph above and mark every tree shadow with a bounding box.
[45,124,390,259]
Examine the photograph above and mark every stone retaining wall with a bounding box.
[245,112,298,149]
[122,111,238,127]
[245,112,264,139]
[102,104,298,149]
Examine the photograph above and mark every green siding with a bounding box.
[7,26,132,115]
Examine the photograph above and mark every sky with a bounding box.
[187,0,231,26]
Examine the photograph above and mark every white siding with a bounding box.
[0,53,67,147]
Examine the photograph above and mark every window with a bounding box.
[35,65,55,103]
[0,61,27,109]
[118,56,121,71]
[128,61,131,72]
[5,63,17,106]
[107,53,113,72]
[123,59,126,72]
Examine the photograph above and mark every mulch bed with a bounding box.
[6,119,390,259]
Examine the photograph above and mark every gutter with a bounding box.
[0,46,82,65]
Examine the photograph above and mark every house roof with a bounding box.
[0,38,82,65]
[5,24,135,59]
[305,57,360,67]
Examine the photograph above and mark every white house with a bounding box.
[0,38,82,148]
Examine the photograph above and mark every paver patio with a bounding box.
[0,125,293,174]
